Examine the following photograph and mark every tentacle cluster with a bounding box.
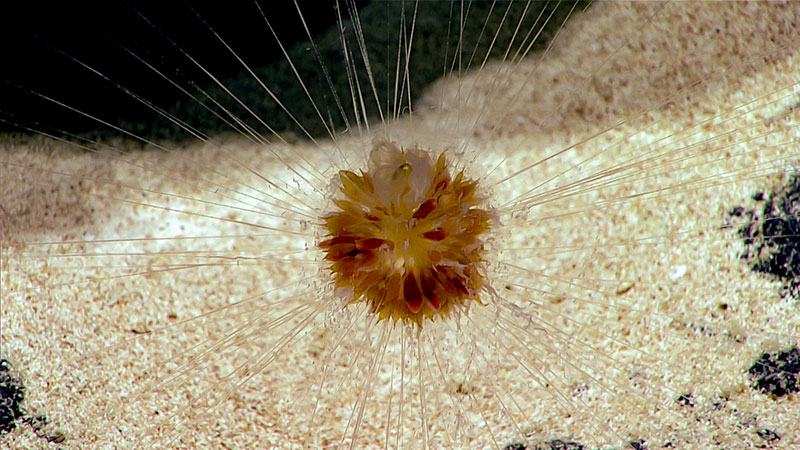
[319,142,493,325]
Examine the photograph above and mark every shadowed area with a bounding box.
[0,1,585,143]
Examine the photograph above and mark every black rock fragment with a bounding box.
[748,347,800,398]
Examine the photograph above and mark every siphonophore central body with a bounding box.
[319,142,494,325]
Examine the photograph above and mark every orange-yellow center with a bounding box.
[319,142,492,325]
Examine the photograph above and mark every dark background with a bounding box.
[0,1,585,143]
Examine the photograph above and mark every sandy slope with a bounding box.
[3,2,800,449]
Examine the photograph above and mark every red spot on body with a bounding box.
[404,272,423,313]
[413,199,436,220]
[356,238,385,251]
[422,228,447,241]
[420,272,440,310]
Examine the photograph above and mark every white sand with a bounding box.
[3,2,800,449]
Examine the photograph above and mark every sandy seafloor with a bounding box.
[3,2,800,449]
